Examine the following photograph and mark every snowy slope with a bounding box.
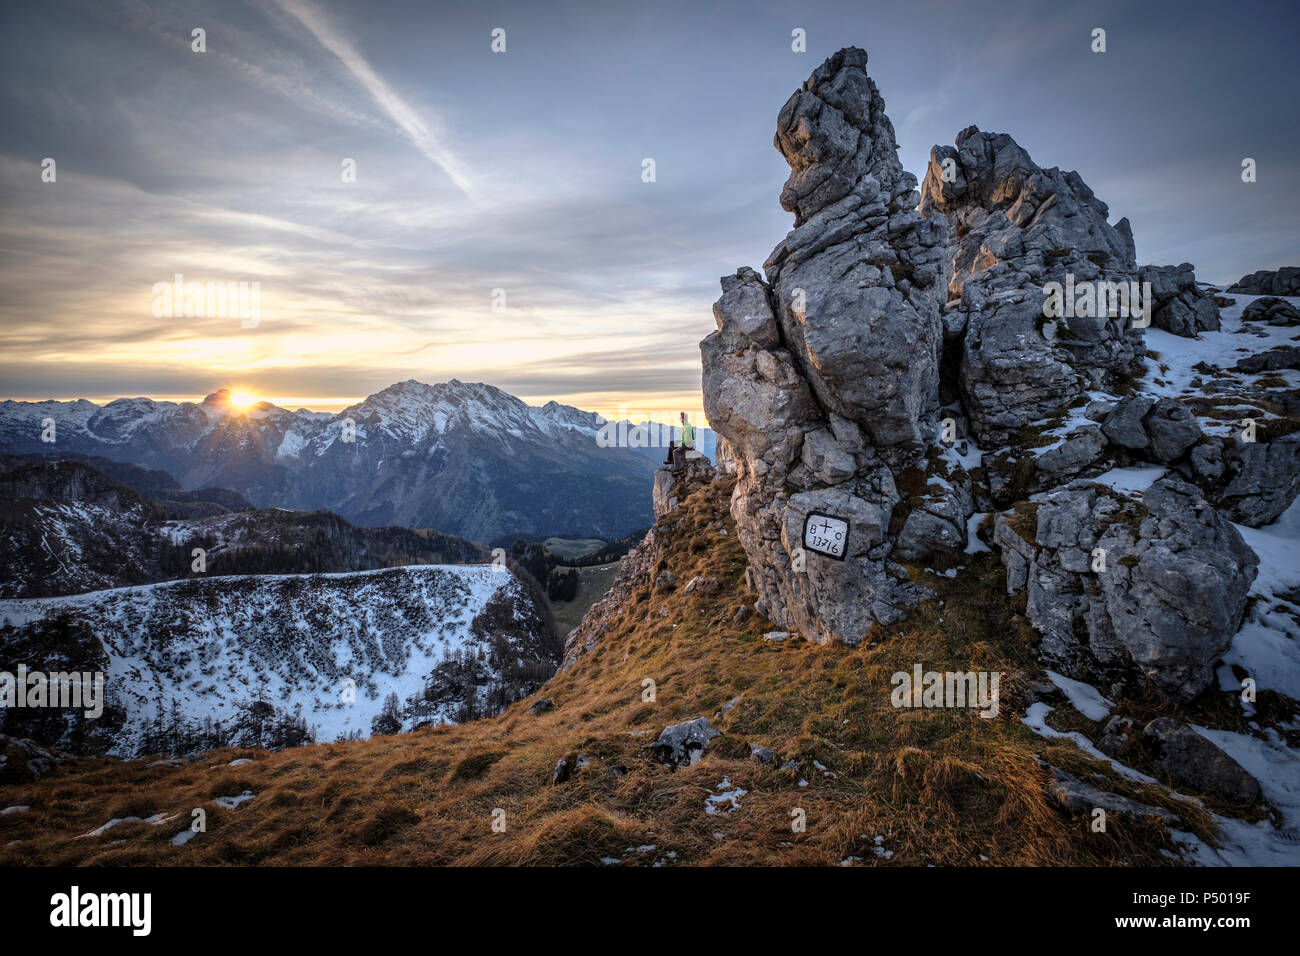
[0,565,556,757]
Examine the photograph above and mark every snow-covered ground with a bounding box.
[0,564,538,755]
[1226,498,1300,701]
[1143,290,1300,437]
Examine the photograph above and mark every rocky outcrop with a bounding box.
[1187,432,1300,527]
[994,477,1258,699]
[1227,267,1300,296]
[695,46,1279,718]
[0,734,65,783]
[920,127,1145,441]
[1139,263,1221,336]
[700,48,950,645]
[1241,295,1300,326]
[652,455,715,519]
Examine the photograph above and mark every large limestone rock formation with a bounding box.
[697,46,1272,711]
[701,48,950,644]
[919,127,1145,441]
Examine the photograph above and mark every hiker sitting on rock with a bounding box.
[670,411,695,474]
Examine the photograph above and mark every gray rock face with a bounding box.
[994,477,1258,699]
[652,717,720,767]
[1036,425,1109,479]
[919,127,1145,441]
[652,468,676,519]
[1100,397,1201,462]
[1241,295,1300,326]
[1190,433,1300,527]
[1142,718,1261,803]
[1227,267,1300,296]
[763,48,948,454]
[1139,263,1221,336]
[700,48,949,645]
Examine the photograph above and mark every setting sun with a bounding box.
[230,391,258,408]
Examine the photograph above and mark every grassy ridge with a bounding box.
[0,476,1221,865]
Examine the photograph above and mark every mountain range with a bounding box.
[0,381,715,543]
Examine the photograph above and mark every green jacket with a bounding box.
[681,420,695,448]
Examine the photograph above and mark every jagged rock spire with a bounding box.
[700,48,949,644]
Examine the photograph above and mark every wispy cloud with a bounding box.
[271,0,476,199]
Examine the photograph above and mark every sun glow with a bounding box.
[230,391,258,408]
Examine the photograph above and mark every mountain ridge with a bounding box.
[0,380,715,542]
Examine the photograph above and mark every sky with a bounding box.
[1,0,1296,422]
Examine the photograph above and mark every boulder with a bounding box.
[1045,765,1176,822]
[1036,425,1107,478]
[1142,718,1261,803]
[1204,433,1300,527]
[1142,399,1202,462]
[1139,263,1221,336]
[1100,396,1155,450]
[994,477,1258,699]
[1234,346,1300,373]
[0,734,62,783]
[1241,295,1300,326]
[651,717,720,767]
[1100,396,1200,462]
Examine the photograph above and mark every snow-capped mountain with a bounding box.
[0,564,557,758]
[0,381,712,542]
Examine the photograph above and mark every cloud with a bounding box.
[271,0,476,199]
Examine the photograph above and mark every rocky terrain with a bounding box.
[693,47,1299,860]
[0,381,714,543]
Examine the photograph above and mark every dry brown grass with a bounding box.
[0,477,1215,866]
